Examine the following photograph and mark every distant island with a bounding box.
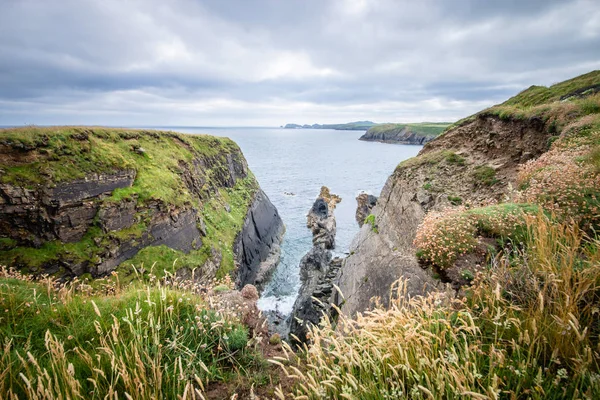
[283,121,376,130]
[359,122,451,145]
[283,120,451,145]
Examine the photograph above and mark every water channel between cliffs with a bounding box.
[174,127,422,316]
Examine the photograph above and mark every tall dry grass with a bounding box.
[0,269,259,399]
[275,215,600,399]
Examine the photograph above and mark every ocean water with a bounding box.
[173,127,421,315]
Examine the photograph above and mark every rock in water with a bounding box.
[355,193,378,227]
[306,186,341,249]
[289,186,342,344]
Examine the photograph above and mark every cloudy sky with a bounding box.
[1,0,599,127]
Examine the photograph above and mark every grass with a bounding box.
[447,195,462,205]
[277,215,600,399]
[445,152,466,166]
[472,165,498,187]
[0,126,241,205]
[0,127,258,280]
[0,268,261,399]
[364,214,378,233]
[114,174,258,283]
[367,122,451,138]
[501,70,600,108]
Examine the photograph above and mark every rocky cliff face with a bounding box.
[289,187,341,344]
[337,113,555,316]
[0,127,283,284]
[359,124,445,145]
[234,189,285,292]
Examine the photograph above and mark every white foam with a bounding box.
[257,294,297,315]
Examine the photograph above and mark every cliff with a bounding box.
[0,127,284,287]
[337,70,600,316]
[359,122,449,144]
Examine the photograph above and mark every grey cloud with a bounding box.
[0,0,599,126]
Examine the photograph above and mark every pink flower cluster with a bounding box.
[517,145,600,225]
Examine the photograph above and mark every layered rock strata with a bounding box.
[0,127,284,285]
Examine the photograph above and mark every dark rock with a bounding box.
[360,126,436,145]
[355,193,377,227]
[234,189,285,292]
[0,170,136,246]
[289,187,342,345]
[44,170,136,206]
[99,199,137,232]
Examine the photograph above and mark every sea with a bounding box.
[171,127,422,316]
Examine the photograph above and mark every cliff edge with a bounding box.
[359,123,449,145]
[337,70,600,316]
[0,127,284,287]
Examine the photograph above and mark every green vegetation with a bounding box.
[0,269,261,398]
[502,70,600,108]
[364,214,378,233]
[0,126,241,206]
[366,122,450,137]
[281,216,600,399]
[445,151,466,165]
[484,71,600,128]
[472,165,498,186]
[447,195,462,205]
[0,127,258,279]
[414,203,539,268]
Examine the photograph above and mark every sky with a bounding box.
[1,0,599,127]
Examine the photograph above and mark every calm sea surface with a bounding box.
[170,127,421,315]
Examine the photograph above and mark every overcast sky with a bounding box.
[1,0,599,127]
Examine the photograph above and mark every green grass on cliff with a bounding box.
[0,127,258,281]
[367,122,450,137]
[115,174,258,283]
[502,70,600,108]
[484,71,600,125]
[0,174,257,281]
[0,126,241,206]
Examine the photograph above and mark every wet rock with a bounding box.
[234,189,285,292]
[289,187,342,345]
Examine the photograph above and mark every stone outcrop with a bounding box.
[337,113,555,316]
[0,171,136,246]
[355,193,377,227]
[289,186,341,344]
[234,189,285,292]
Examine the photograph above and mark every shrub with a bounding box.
[413,204,536,268]
[517,141,600,228]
